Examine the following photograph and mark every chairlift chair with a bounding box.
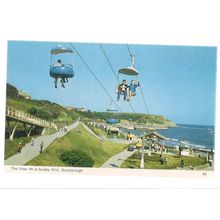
[117,55,140,101]
[49,45,75,88]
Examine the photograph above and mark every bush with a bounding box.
[35,109,51,120]
[60,150,94,167]
[28,107,38,115]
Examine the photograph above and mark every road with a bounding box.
[5,118,80,166]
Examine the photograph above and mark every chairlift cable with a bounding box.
[126,44,150,114]
[128,102,136,113]
[99,44,136,113]
[70,43,122,112]
[99,44,119,81]
[139,84,150,114]
[127,44,133,61]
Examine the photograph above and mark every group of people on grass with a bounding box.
[116,79,140,101]
[159,154,186,169]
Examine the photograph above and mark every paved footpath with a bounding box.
[5,118,80,166]
[81,124,131,144]
[81,123,102,140]
[101,149,135,168]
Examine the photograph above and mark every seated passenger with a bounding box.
[53,60,68,88]
[54,59,63,66]
[116,80,128,101]
[54,78,58,88]
[127,80,140,101]
[60,78,65,88]
[53,59,63,88]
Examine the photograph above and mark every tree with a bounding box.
[28,107,38,115]
[6,83,18,98]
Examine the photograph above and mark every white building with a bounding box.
[18,90,31,100]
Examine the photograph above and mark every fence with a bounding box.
[6,106,57,129]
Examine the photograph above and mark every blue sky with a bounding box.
[7,41,217,125]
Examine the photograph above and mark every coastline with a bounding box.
[119,123,214,151]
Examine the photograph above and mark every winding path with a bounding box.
[81,124,133,168]
[101,149,135,168]
[5,118,80,166]
[81,123,102,140]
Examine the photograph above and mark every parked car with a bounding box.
[127,146,135,151]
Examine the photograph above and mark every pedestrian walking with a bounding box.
[17,142,22,153]
[31,137,35,146]
[40,141,44,153]
[180,159,184,168]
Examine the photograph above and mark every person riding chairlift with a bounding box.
[53,59,67,88]
[116,79,128,101]
[127,80,140,101]
[54,59,63,67]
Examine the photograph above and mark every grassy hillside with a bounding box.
[6,97,81,127]
[6,83,176,129]
[6,96,176,128]
[26,125,128,167]
[77,111,176,127]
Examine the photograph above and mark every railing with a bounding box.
[6,106,57,129]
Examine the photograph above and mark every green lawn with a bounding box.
[120,152,208,170]
[7,97,44,112]
[92,127,107,136]
[26,126,128,167]
[107,133,126,139]
[5,137,32,159]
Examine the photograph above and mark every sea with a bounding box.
[157,124,215,150]
[121,124,215,150]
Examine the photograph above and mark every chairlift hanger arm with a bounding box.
[131,54,135,67]
[126,44,150,114]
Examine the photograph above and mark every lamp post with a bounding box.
[148,138,152,156]
[179,141,183,156]
[140,130,145,169]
